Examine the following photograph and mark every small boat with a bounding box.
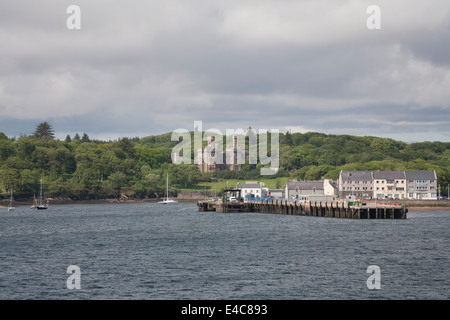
[31,178,48,210]
[7,189,15,211]
[158,173,178,204]
[159,199,178,204]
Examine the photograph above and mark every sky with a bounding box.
[0,0,449,142]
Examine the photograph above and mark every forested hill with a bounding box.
[0,124,449,200]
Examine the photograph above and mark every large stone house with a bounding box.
[197,135,253,173]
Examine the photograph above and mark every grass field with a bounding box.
[179,177,290,194]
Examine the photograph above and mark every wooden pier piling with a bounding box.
[197,200,407,219]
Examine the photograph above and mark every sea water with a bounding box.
[0,202,449,299]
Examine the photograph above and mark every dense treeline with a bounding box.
[0,125,194,199]
[0,123,449,200]
[280,131,450,192]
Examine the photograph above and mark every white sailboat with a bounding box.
[7,189,15,211]
[31,178,48,210]
[158,173,178,204]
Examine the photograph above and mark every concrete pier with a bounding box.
[197,200,407,219]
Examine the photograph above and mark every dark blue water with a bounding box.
[0,203,449,300]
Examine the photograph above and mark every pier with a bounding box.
[197,199,407,219]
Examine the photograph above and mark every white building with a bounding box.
[236,181,269,199]
[338,170,438,200]
[405,171,438,200]
[338,171,373,200]
[373,171,406,200]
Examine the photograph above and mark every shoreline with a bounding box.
[0,197,201,207]
[2,198,450,210]
[407,206,450,211]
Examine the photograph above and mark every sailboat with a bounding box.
[158,173,178,204]
[7,189,15,211]
[31,178,48,210]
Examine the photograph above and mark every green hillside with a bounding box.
[0,123,449,200]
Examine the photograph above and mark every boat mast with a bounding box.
[39,178,43,206]
[166,173,169,201]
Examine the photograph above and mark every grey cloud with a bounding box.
[0,0,449,142]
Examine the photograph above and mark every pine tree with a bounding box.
[284,130,293,146]
[73,133,80,140]
[81,133,90,143]
[33,122,55,140]
[65,134,72,143]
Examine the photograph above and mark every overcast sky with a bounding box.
[0,0,449,142]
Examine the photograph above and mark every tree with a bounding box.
[73,133,80,141]
[81,133,90,143]
[65,135,72,143]
[284,130,293,146]
[0,138,14,161]
[117,137,135,156]
[0,167,20,192]
[33,122,55,140]
[108,171,128,190]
